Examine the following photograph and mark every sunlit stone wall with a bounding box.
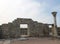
[0,18,50,39]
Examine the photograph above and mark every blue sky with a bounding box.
[0,0,60,27]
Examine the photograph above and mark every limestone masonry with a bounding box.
[0,18,60,39]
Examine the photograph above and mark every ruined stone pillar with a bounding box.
[52,11,57,38]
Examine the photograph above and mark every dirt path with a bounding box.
[0,38,60,44]
[11,38,60,44]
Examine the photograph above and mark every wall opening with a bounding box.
[20,24,28,28]
[20,24,29,36]
[49,25,52,36]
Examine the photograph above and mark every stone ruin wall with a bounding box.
[0,18,51,39]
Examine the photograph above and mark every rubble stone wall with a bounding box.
[0,18,52,39]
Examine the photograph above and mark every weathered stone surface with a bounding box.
[0,18,60,39]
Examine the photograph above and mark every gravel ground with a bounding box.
[11,37,60,44]
[0,37,60,44]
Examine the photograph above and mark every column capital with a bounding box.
[52,11,57,17]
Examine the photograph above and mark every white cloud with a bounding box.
[0,0,59,27]
[0,0,42,24]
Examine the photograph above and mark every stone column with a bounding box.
[52,11,57,38]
